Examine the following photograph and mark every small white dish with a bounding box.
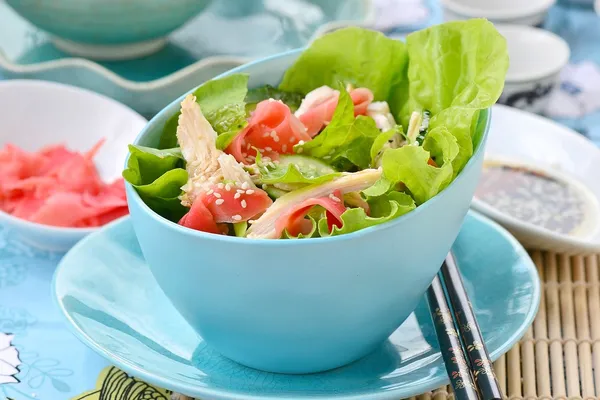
[0,80,147,252]
[471,104,600,255]
[441,0,556,26]
[496,24,570,115]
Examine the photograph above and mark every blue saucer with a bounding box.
[53,211,540,399]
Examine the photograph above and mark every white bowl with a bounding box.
[471,104,600,255]
[0,80,147,252]
[496,25,570,114]
[441,0,556,25]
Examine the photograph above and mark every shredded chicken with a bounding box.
[294,85,339,118]
[176,94,255,206]
[246,168,382,239]
[367,101,404,167]
[367,101,397,132]
[406,111,423,144]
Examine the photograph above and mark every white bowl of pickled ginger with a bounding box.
[0,80,147,251]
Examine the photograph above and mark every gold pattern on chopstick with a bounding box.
[467,340,484,352]
[448,347,469,368]
[473,358,497,380]
[445,328,459,337]
[434,308,453,324]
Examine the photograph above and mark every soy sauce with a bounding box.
[475,162,598,236]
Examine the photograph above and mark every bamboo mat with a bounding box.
[408,252,600,400]
[175,252,600,400]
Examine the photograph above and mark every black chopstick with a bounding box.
[426,275,480,400]
[441,253,503,400]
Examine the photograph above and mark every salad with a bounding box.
[123,20,508,239]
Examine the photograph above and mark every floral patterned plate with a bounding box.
[51,212,540,400]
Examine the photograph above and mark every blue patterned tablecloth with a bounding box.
[1,1,599,399]
[0,227,108,400]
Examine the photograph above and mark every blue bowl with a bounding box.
[5,0,212,60]
[125,49,492,374]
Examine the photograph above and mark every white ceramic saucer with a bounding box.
[471,104,600,254]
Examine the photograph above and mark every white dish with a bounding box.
[441,0,556,26]
[496,25,570,114]
[0,80,147,251]
[471,104,600,254]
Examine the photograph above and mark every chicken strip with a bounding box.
[176,94,255,207]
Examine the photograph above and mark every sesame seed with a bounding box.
[217,183,225,189]
[225,183,232,191]
[270,131,277,138]
[213,192,222,198]
[263,131,271,137]
[241,200,247,208]
[297,148,304,154]
[246,189,255,195]
[298,140,305,145]
[246,143,251,150]
[268,162,276,168]
[265,147,273,152]
[323,155,331,159]
[273,136,280,142]
[282,144,288,152]
[206,189,214,195]
[242,152,248,158]
[262,184,268,190]
[215,199,225,205]
[241,182,250,190]
[289,137,296,143]
[237,189,245,194]
[232,214,242,221]
[234,192,241,199]
[329,193,341,202]
[273,160,280,164]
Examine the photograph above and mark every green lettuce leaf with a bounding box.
[279,27,408,106]
[362,177,394,198]
[256,154,340,186]
[403,19,508,174]
[159,74,250,149]
[378,128,458,205]
[367,19,508,205]
[123,145,183,185]
[318,191,416,236]
[123,145,188,221]
[297,86,381,170]
[369,126,403,167]
[245,85,304,112]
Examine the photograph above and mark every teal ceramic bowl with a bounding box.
[4,0,212,60]
[125,49,492,374]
